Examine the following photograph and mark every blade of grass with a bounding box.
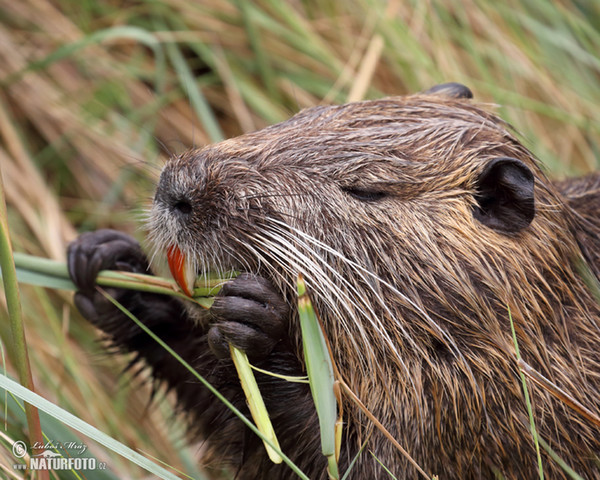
[3,26,166,95]
[517,358,600,428]
[136,449,200,480]
[536,437,585,480]
[1,337,7,430]
[234,0,279,101]
[297,275,339,479]
[100,288,309,480]
[10,268,77,291]
[508,307,545,480]
[8,252,225,307]
[340,435,370,480]
[0,373,181,480]
[0,162,46,477]
[160,27,224,143]
[248,364,308,383]
[370,450,399,479]
[337,378,431,479]
[229,345,282,464]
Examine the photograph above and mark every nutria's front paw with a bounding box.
[67,229,150,292]
[67,229,152,327]
[208,273,290,361]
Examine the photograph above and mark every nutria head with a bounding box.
[148,86,600,478]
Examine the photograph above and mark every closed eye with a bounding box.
[342,186,388,202]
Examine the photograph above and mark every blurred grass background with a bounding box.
[0,0,598,478]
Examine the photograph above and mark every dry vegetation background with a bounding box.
[0,0,598,478]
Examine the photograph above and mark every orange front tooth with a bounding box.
[167,244,194,297]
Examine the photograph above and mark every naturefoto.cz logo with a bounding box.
[12,440,107,471]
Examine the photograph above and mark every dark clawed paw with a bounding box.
[72,289,130,332]
[208,273,289,360]
[67,229,151,325]
[67,229,150,293]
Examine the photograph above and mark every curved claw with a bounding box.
[67,229,149,292]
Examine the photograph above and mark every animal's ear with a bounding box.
[473,157,535,234]
[424,82,473,99]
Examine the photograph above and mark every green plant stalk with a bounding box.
[340,437,369,480]
[0,373,181,480]
[576,256,600,304]
[0,167,47,478]
[11,251,223,307]
[249,364,308,383]
[297,275,339,479]
[0,340,6,430]
[537,437,584,480]
[235,0,278,100]
[136,450,197,480]
[101,289,309,480]
[509,307,545,480]
[135,248,289,461]
[230,344,282,464]
[12,253,342,477]
[7,389,100,480]
[370,451,399,480]
[5,26,167,94]
[161,29,224,143]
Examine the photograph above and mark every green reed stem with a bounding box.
[11,251,224,308]
[509,307,545,480]
[0,166,47,478]
[102,288,309,480]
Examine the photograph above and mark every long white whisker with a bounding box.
[270,218,466,357]
[250,232,377,369]
[264,223,416,355]
[266,216,487,419]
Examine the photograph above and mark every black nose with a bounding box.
[154,160,201,217]
[172,198,193,215]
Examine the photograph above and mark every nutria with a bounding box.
[67,83,600,479]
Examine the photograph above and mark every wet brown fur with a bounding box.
[145,93,600,478]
